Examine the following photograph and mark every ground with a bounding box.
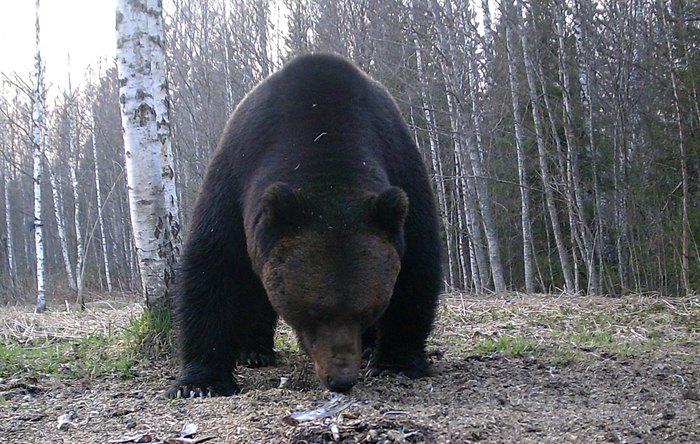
[0,293,698,443]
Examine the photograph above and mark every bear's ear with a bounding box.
[262,182,304,228]
[371,187,409,237]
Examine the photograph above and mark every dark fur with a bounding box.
[167,54,442,397]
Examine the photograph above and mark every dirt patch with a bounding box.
[0,294,698,443]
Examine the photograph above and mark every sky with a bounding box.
[0,0,117,93]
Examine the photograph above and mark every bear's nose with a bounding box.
[326,374,358,393]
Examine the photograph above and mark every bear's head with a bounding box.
[249,182,408,392]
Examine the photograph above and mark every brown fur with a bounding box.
[167,54,442,398]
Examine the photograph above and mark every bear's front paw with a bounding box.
[367,349,430,379]
[165,373,239,399]
[236,348,276,368]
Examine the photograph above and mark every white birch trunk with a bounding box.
[148,0,181,281]
[465,59,506,293]
[91,110,113,292]
[222,3,234,116]
[32,0,46,313]
[464,57,490,293]
[505,4,535,293]
[48,154,76,291]
[460,3,506,293]
[480,0,494,60]
[440,61,486,291]
[117,0,174,308]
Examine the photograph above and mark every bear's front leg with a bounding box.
[368,227,441,379]
[167,222,246,398]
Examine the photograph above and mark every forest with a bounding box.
[1,0,699,304]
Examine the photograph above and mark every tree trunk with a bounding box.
[410,14,453,288]
[48,157,76,291]
[117,0,176,309]
[658,0,691,296]
[519,1,574,293]
[431,0,506,292]
[573,0,604,293]
[480,0,494,59]
[32,0,46,313]
[91,109,112,292]
[1,128,15,285]
[67,74,85,307]
[536,46,581,293]
[505,1,535,293]
[555,4,598,294]
[149,0,181,288]
[2,126,16,285]
[222,2,234,115]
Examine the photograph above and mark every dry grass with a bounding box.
[435,293,700,360]
[0,302,143,344]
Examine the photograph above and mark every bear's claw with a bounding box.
[237,349,276,368]
[165,382,239,399]
[165,370,239,399]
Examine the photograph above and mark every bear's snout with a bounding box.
[301,323,362,393]
[326,374,358,393]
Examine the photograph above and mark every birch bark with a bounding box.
[573,0,604,293]
[431,0,505,292]
[32,0,46,312]
[117,0,176,308]
[47,139,76,291]
[148,0,181,281]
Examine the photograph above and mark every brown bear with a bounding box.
[167,53,442,398]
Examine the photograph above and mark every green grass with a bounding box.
[551,347,584,365]
[0,307,174,381]
[125,306,174,359]
[0,334,137,380]
[473,335,540,357]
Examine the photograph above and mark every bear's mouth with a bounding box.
[297,323,363,393]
